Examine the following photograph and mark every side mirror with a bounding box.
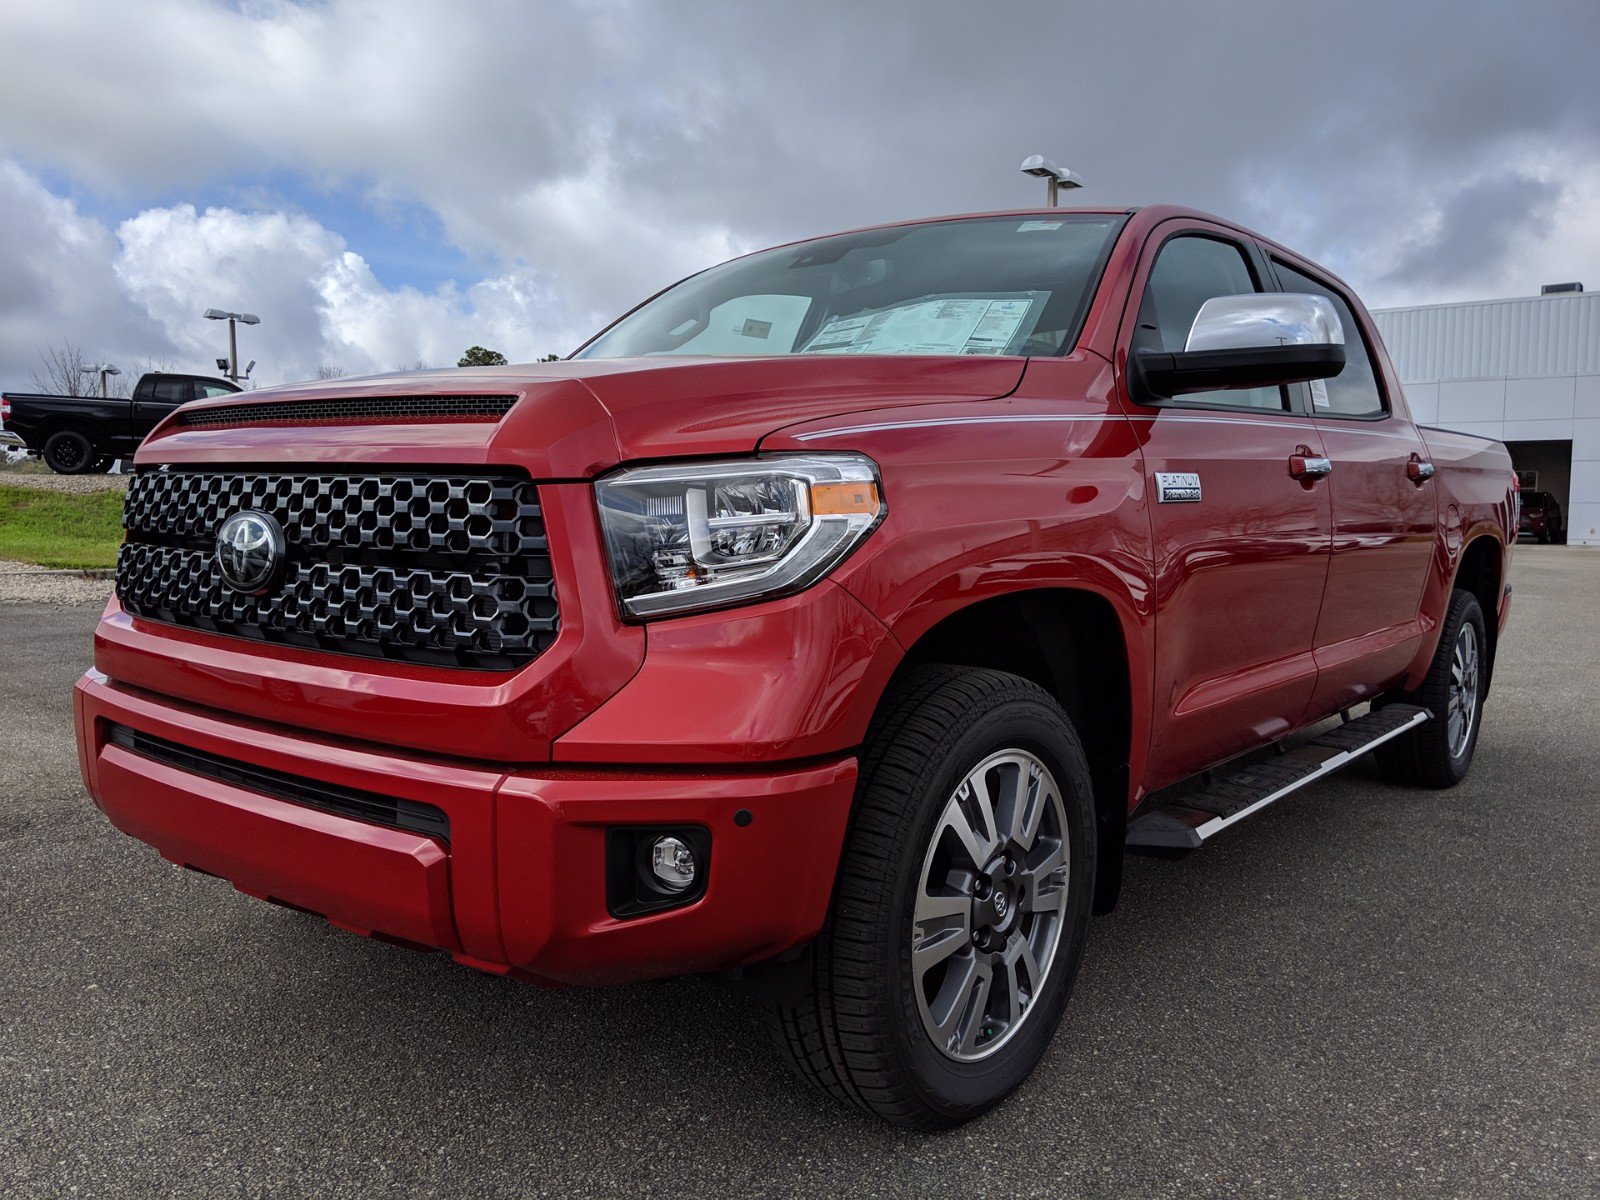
[1131,293,1346,402]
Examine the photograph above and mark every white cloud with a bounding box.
[0,0,1596,389]
[0,161,172,381]
[0,161,595,386]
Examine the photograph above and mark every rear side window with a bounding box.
[151,379,189,405]
[1272,261,1387,418]
[1133,236,1284,411]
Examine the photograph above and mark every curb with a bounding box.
[0,567,116,580]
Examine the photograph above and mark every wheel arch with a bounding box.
[885,586,1137,915]
[1453,533,1504,693]
[40,419,103,455]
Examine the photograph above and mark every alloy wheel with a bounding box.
[1447,621,1480,759]
[911,749,1070,1062]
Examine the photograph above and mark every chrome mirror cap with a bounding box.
[1185,293,1344,353]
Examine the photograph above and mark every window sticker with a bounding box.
[1016,220,1063,232]
[803,292,1046,356]
[655,293,812,355]
[1310,378,1331,409]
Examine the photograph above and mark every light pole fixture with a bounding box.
[78,363,122,398]
[204,308,261,383]
[1019,155,1085,207]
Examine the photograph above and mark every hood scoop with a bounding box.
[179,394,518,429]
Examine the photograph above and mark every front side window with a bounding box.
[1272,261,1386,418]
[1133,235,1284,411]
[195,383,236,399]
[577,215,1125,360]
[151,379,188,405]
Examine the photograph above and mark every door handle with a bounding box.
[1289,450,1333,480]
[1407,457,1435,484]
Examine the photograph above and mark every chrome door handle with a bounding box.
[1289,453,1333,480]
[1407,458,1435,483]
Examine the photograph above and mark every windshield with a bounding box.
[576,214,1125,360]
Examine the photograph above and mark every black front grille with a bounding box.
[108,724,450,842]
[116,470,559,670]
[179,395,518,428]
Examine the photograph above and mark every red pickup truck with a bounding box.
[74,206,1515,1129]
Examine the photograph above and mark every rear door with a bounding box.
[1116,223,1333,786]
[1266,256,1436,712]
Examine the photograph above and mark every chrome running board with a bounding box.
[1125,704,1431,857]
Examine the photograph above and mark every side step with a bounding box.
[1125,704,1430,857]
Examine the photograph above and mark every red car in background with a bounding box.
[1518,490,1564,543]
[75,206,1515,1128]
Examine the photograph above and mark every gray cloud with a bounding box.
[0,0,1597,385]
[1377,172,1565,290]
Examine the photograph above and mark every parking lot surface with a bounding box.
[2,548,1595,1198]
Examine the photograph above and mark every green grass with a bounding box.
[0,484,125,569]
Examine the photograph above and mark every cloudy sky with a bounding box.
[1,0,1596,389]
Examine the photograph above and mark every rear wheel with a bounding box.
[765,666,1096,1129]
[42,429,96,474]
[1376,589,1487,788]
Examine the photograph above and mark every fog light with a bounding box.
[650,836,697,892]
[606,826,710,917]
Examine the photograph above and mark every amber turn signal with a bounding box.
[810,480,881,516]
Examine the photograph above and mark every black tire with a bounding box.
[1375,589,1487,788]
[765,666,1097,1130]
[1537,530,1549,545]
[42,429,97,474]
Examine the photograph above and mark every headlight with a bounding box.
[595,454,884,618]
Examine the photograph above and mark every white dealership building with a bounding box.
[1371,286,1600,545]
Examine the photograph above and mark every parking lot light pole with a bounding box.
[204,308,261,383]
[1019,155,1086,206]
[78,363,121,397]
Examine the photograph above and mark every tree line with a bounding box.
[25,342,567,396]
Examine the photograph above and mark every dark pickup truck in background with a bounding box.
[0,372,240,473]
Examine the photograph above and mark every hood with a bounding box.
[544,355,1027,461]
[142,356,1026,477]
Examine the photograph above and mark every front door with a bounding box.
[1118,225,1333,788]
[132,377,192,443]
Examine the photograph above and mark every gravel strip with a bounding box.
[0,559,115,605]
[0,469,130,494]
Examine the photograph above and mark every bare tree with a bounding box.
[120,356,175,397]
[30,341,96,395]
[395,359,433,372]
[29,342,176,398]
[315,365,347,379]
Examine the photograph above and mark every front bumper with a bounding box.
[75,670,857,985]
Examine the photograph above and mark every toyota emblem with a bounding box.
[215,510,285,594]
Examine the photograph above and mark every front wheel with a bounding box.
[765,666,1096,1129]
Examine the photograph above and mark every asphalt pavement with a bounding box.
[2,548,1595,1198]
